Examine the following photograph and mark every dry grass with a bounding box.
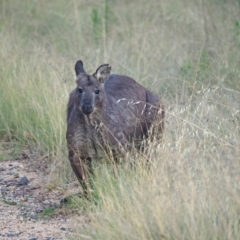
[71,85,240,240]
[0,0,240,239]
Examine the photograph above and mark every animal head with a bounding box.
[74,60,111,115]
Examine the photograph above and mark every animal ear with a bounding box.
[75,60,86,76]
[94,64,111,83]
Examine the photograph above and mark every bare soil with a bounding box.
[0,145,80,240]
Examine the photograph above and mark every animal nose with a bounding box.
[82,104,93,115]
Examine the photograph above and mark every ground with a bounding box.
[0,144,80,240]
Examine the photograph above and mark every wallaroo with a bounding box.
[66,60,164,194]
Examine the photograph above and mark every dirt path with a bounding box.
[0,147,79,240]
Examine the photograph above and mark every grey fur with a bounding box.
[66,60,164,193]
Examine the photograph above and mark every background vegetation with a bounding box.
[0,0,239,239]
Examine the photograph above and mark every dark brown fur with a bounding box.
[66,60,164,193]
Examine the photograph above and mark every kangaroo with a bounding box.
[66,60,164,193]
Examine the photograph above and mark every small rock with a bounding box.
[18,176,29,186]
[6,231,22,237]
[9,166,18,171]
[7,233,16,237]
[6,181,17,187]
[60,227,66,231]
[1,187,8,195]
[34,206,44,213]
[30,214,39,220]
[0,167,5,171]
[43,200,51,205]
[29,238,38,240]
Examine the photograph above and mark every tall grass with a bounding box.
[0,0,240,239]
[71,84,240,239]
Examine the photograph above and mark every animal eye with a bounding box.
[95,90,100,94]
[78,88,83,94]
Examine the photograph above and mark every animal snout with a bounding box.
[81,104,93,115]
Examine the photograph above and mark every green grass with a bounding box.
[37,207,56,219]
[0,0,240,239]
[1,199,18,206]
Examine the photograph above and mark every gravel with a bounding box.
[0,156,79,239]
